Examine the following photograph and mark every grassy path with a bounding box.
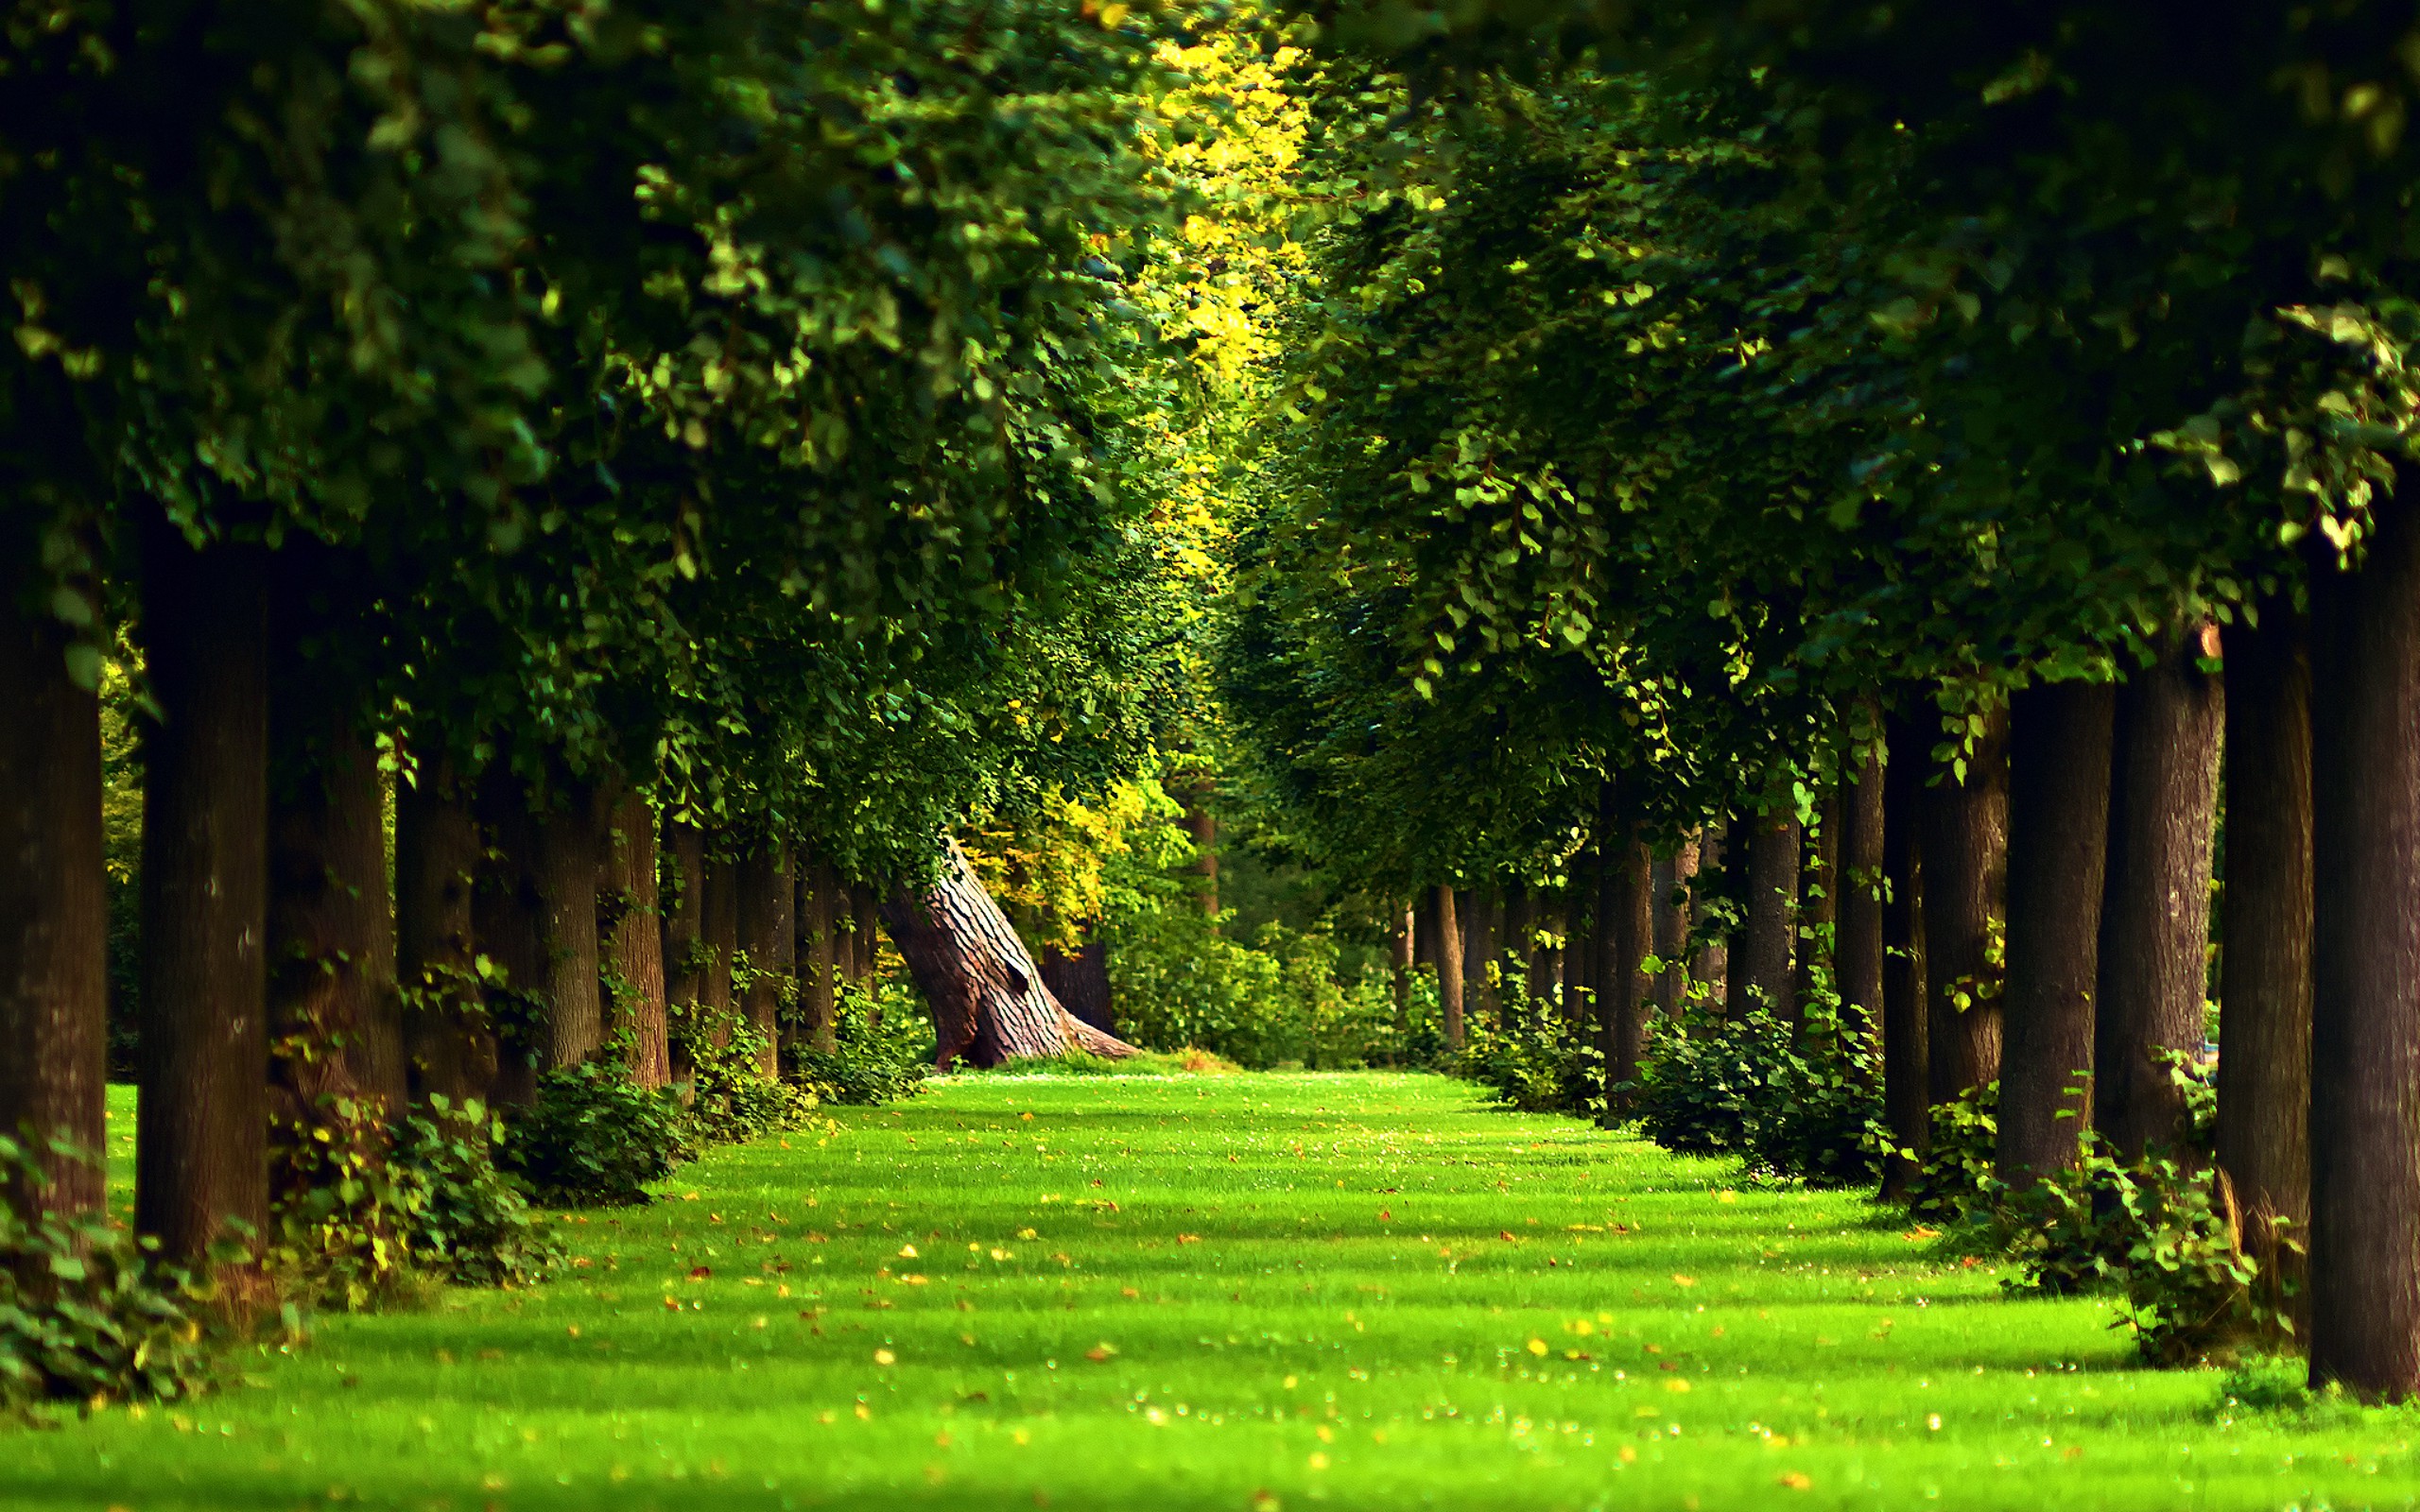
[9,1072,2414,1510]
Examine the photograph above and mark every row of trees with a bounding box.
[0,0,1254,1295]
[1226,8,2420,1397]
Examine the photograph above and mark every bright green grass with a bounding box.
[11,1074,2416,1510]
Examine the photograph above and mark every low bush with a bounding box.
[1901,1082,1998,1224]
[0,1137,209,1413]
[676,1018,814,1147]
[788,981,934,1105]
[1633,1005,1885,1185]
[1110,907,1435,1070]
[1460,981,1601,1118]
[390,1098,562,1287]
[498,1059,690,1207]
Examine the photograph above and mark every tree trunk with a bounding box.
[1740,808,1801,1021]
[1431,884,1464,1048]
[851,883,881,984]
[0,586,108,1221]
[2094,628,2222,1161]
[397,761,491,1104]
[2217,606,2313,1294]
[1837,747,1887,1040]
[1500,885,1539,1001]
[602,790,669,1089]
[2310,497,2420,1400]
[267,708,402,1131]
[1561,859,1593,1028]
[473,767,544,1105]
[738,841,792,1078]
[1392,906,1415,1038]
[1041,936,1115,1036]
[1794,794,1840,1014]
[702,851,738,1025]
[1691,823,1727,1005]
[1535,895,1565,1011]
[135,525,270,1280]
[1184,783,1219,920]
[1650,837,1696,1019]
[882,836,1134,1067]
[1922,699,2010,1102]
[662,818,706,1012]
[1460,886,1497,1026]
[1880,708,1931,1199]
[1600,833,1651,1122]
[795,848,840,1052]
[1996,680,2115,1186]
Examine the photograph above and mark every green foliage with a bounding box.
[1458,975,1599,1117]
[1109,903,1422,1070]
[671,1015,815,1150]
[787,983,934,1108]
[1633,1006,1885,1187]
[2219,1355,2318,1415]
[267,1092,418,1311]
[498,1063,690,1209]
[1903,1083,2000,1226]
[0,1139,208,1413]
[2004,1138,2298,1367]
[388,1100,563,1290]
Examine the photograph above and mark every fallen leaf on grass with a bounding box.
[1084,1343,1118,1362]
[1778,1472,1811,1490]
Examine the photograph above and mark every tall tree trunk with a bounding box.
[1997,680,2115,1186]
[738,841,792,1078]
[1041,936,1115,1036]
[1431,885,1464,1049]
[1691,823,1727,1006]
[2094,628,2223,1161]
[1535,894,1565,1011]
[1650,837,1696,1019]
[1562,858,1593,1028]
[1922,699,2010,1102]
[602,791,669,1089]
[1794,794,1840,1014]
[267,709,402,1179]
[135,525,270,1281]
[882,837,1133,1067]
[2217,606,2314,1295]
[662,819,706,1013]
[1600,833,1651,1122]
[1837,747,1887,1040]
[1460,887,1497,1027]
[534,785,605,1072]
[795,848,839,1052]
[702,851,738,1027]
[1184,782,1219,920]
[2310,498,2420,1400]
[1500,881,1532,1003]
[850,883,881,984]
[0,584,108,1221]
[397,761,490,1104]
[1392,905,1415,1040]
[1740,808,1801,1021]
[1880,709,1931,1199]
[473,768,544,1105]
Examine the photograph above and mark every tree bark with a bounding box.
[0,585,108,1221]
[2094,628,2222,1161]
[1392,905,1415,1038]
[1184,782,1218,920]
[1837,747,1887,1040]
[1501,880,1532,1004]
[794,848,840,1052]
[662,819,706,1011]
[1880,709,1931,1199]
[882,836,1134,1067]
[135,526,270,1280]
[1740,808,1801,1022]
[1535,895,1565,1012]
[702,850,738,1024]
[602,790,669,1089]
[1460,886,1497,1026]
[473,767,544,1105]
[1431,884,1464,1048]
[2308,512,2420,1399]
[397,760,491,1104]
[1650,837,1696,1019]
[1561,858,1593,1028]
[1922,699,2010,1102]
[1041,936,1115,1036]
[738,841,792,1078]
[2217,606,2313,1290]
[850,883,881,984]
[1691,823,1727,1006]
[1996,680,2115,1186]
[1600,833,1651,1122]
[1794,793,1841,1014]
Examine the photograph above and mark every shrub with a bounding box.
[676,1016,814,1147]
[390,1098,562,1287]
[267,1086,416,1309]
[0,1137,209,1412]
[2218,1354,2315,1413]
[1110,906,1430,1070]
[789,981,934,1106]
[498,1059,689,1207]
[1633,1005,1885,1185]
[1460,979,1601,1118]
[1901,1082,1998,1224]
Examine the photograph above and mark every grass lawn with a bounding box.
[9,1071,2415,1510]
